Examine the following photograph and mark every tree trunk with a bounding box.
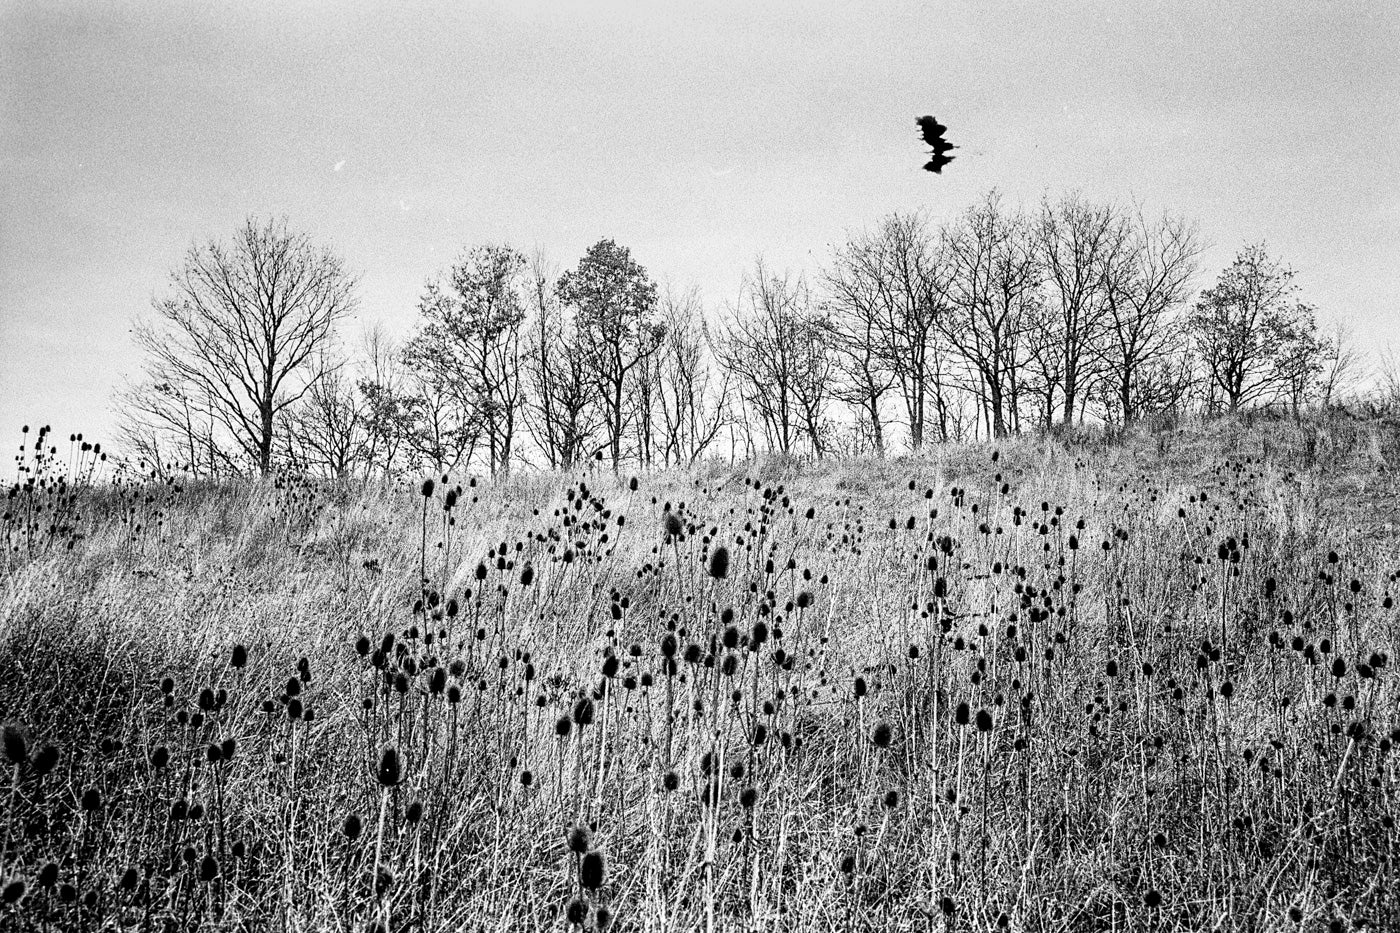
[988,381,1007,438]
[258,403,275,474]
[1061,359,1078,425]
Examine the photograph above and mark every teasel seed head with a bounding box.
[872,721,892,748]
[376,744,402,787]
[579,850,606,890]
[2,723,31,766]
[708,546,730,580]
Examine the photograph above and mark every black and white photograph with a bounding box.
[2,1,1398,930]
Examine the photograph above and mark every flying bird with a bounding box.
[916,115,957,173]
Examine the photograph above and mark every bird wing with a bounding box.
[916,115,948,146]
[923,154,955,174]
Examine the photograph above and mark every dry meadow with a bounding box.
[2,414,1399,931]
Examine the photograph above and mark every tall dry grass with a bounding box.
[1,413,1398,931]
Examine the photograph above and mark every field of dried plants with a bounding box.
[2,414,1399,932]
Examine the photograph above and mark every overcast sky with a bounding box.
[2,0,1397,447]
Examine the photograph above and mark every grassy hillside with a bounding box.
[2,413,1399,932]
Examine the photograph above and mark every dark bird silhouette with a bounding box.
[916,115,957,173]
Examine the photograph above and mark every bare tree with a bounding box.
[629,319,668,468]
[1036,192,1125,425]
[1316,320,1361,407]
[1019,296,1067,430]
[114,379,228,477]
[129,216,357,474]
[821,239,896,454]
[1098,208,1201,424]
[654,286,730,466]
[718,261,833,457]
[822,212,955,451]
[1376,344,1400,414]
[280,356,367,478]
[940,193,1039,438]
[400,368,479,475]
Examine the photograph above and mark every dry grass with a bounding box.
[2,413,1398,932]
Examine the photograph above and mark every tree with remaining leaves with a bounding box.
[523,251,600,470]
[556,240,659,471]
[1189,244,1318,413]
[1271,305,1333,418]
[356,324,411,479]
[402,245,527,476]
[127,216,357,474]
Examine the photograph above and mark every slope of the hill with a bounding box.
[1,412,1398,931]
